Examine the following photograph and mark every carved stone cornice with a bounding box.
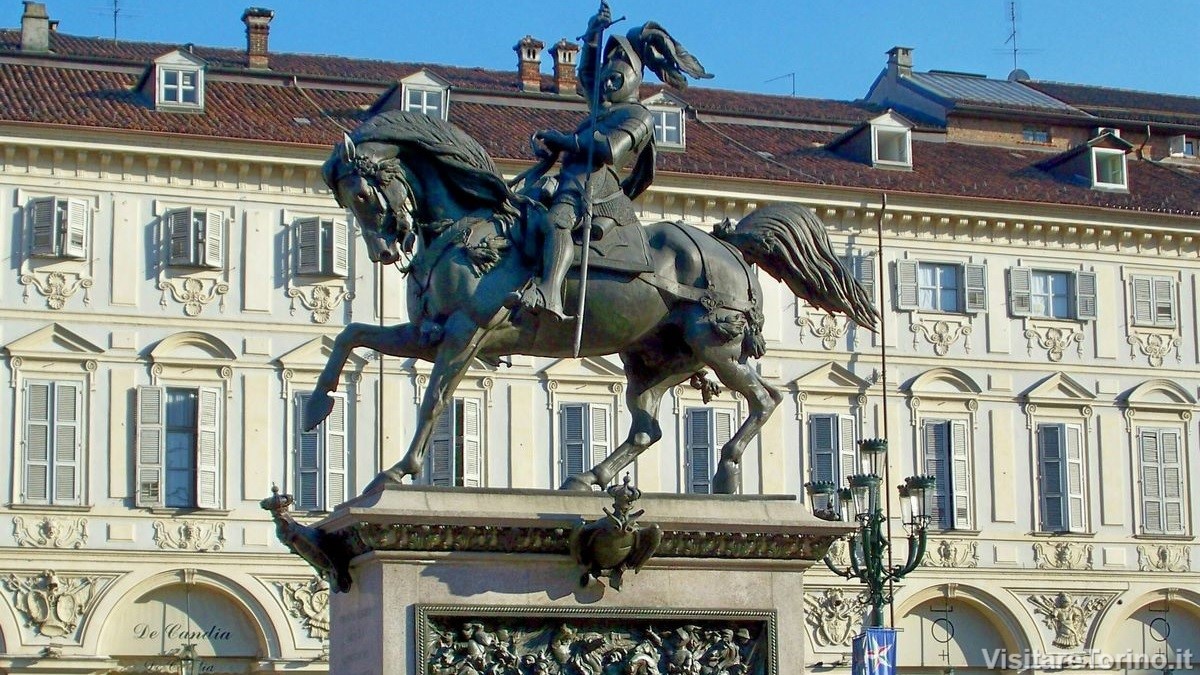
[924,538,979,568]
[1137,544,1191,572]
[278,577,331,640]
[1033,541,1094,570]
[1127,331,1180,368]
[804,588,866,648]
[19,270,93,310]
[152,520,226,552]
[4,570,115,639]
[13,516,88,549]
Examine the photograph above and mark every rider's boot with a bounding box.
[506,228,575,321]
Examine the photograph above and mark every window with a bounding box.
[136,386,221,509]
[22,380,82,505]
[1130,276,1176,328]
[296,218,349,277]
[1023,128,1051,144]
[922,420,971,530]
[427,398,482,487]
[295,392,349,509]
[1169,135,1195,158]
[685,407,734,494]
[1137,428,1185,535]
[807,413,857,491]
[560,403,610,488]
[895,261,985,313]
[166,207,224,268]
[872,126,911,167]
[27,196,88,259]
[1091,148,1127,189]
[841,253,876,304]
[404,86,446,119]
[650,107,684,148]
[1036,423,1086,532]
[157,66,203,108]
[1009,267,1096,320]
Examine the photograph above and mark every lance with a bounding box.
[572,2,624,358]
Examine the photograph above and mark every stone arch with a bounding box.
[895,584,1033,668]
[148,330,237,361]
[1122,379,1196,407]
[904,367,983,396]
[1093,587,1200,659]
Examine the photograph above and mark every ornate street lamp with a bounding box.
[805,439,935,627]
[176,642,198,675]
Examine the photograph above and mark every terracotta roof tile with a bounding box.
[1026,80,1200,127]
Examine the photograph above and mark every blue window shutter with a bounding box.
[923,421,950,529]
[1038,425,1066,532]
[808,414,836,484]
[686,408,713,494]
[295,393,322,509]
[561,404,587,482]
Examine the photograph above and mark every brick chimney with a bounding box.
[514,35,544,93]
[887,46,913,79]
[21,1,50,52]
[549,39,579,96]
[242,7,275,70]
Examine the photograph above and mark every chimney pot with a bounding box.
[887,46,913,78]
[514,35,545,93]
[242,7,275,70]
[21,1,50,52]
[549,39,580,96]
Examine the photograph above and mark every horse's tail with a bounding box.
[713,202,879,331]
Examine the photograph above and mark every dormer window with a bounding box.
[395,70,450,120]
[872,124,911,167]
[829,110,914,170]
[149,49,207,112]
[1091,148,1127,190]
[644,92,687,150]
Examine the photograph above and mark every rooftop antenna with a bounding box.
[765,72,796,97]
[1004,0,1019,72]
[112,0,119,41]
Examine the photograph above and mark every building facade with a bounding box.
[0,3,1198,673]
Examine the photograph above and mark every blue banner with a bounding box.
[852,627,897,675]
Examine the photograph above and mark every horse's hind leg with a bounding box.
[562,347,699,491]
[688,326,783,494]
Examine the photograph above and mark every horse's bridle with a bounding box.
[331,144,415,247]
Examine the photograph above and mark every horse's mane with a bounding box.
[349,110,518,216]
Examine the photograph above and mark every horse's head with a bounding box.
[323,134,414,265]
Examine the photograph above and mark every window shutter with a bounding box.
[1064,424,1085,531]
[1139,430,1163,534]
[1074,271,1098,320]
[963,263,987,312]
[590,405,610,475]
[808,415,836,484]
[838,415,857,484]
[202,210,224,269]
[1160,431,1184,534]
[686,409,713,494]
[325,393,348,505]
[136,386,166,507]
[1153,277,1175,327]
[295,393,322,510]
[1009,267,1033,317]
[332,221,350,277]
[195,387,221,509]
[52,382,81,505]
[29,197,59,256]
[923,421,950,529]
[895,260,919,310]
[429,404,454,487]
[1038,425,1065,532]
[63,199,89,259]
[950,420,970,529]
[167,208,195,265]
[24,382,52,503]
[561,404,587,480]
[857,254,877,306]
[297,217,322,274]
[460,398,482,487]
[1131,277,1153,325]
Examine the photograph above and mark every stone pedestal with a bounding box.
[314,486,847,675]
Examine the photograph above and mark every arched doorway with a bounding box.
[897,592,1022,673]
[1105,593,1200,675]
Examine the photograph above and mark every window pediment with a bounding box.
[1023,372,1094,406]
[1122,379,1195,409]
[540,356,625,382]
[149,331,235,363]
[6,323,103,361]
[790,362,871,393]
[277,336,369,373]
[906,367,982,396]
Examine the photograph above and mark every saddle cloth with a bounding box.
[568,223,654,274]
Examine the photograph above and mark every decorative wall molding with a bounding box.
[1023,322,1084,362]
[796,311,851,351]
[278,577,331,641]
[158,276,230,316]
[13,516,88,549]
[1126,332,1180,368]
[152,520,226,552]
[4,570,114,639]
[19,270,93,310]
[1033,541,1094,570]
[1027,592,1109,649]
[286,283,354,324]
[1136,544,1191,572]
[924,539,979,568]
[910,317,972,356]
[804,588,866,648]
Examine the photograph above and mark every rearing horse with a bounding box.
[307,110,877,494]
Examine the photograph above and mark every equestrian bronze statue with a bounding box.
[305,4,877,495]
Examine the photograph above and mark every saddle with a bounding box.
[568,221,654,274]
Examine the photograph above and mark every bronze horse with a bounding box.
[306,110,876,494]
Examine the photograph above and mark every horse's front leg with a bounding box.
[304,322,435,431]
[364,312,494,492]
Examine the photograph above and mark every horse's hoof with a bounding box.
[712,462,741,494]
[560,474,595,491]
[362,469,408,494]
[303,392,335,431]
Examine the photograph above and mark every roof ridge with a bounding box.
[1030,78,1200,103]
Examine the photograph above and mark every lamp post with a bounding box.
[805,438,936,628]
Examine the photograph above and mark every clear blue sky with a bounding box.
[20,0,1200,100]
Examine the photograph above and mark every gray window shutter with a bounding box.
[201,210,224,269]
[167,208,195,265]
[332,221,350,277]
[895,260,919,310]
[295,393,322,509]
[1160,431,1184,534]
[53,382,81,505]
[686,409,713,494]
[1153,277,1176,327]
[30,197,59,256]
[460,398,482,487]
[838,415,857,484]
[1009,267,1033,317]
[429,404,454,487]
[857,254,877,305]
[63,199,89,259]
[1131,277,1154,326]
[136,385,166,507]
[196,387,221,509]
[297,217,322,274]
[1139,429,1163,534]
[1074,271,1098,320]
[24,382,52,503]
[561,404,587,481]
[963,263,987,312]
[325,393,348,505]
[1038,425,1065,531]
[590,405,610,475]
[808,414,836,484]
[923,421,950,529]
[1064,424,1085,531]
[950,420,970,529]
